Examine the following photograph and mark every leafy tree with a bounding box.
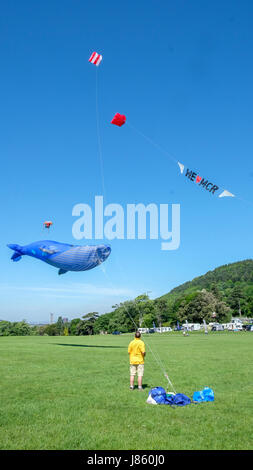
[37,325,48,336]
[228,284,245,316]
[93,312,114,334]
[176,290,231,323]
[0,321,12,336]
[44,323,58,336]
[15,320,32,336]
[215,300,231,322]
[210,283,221,300]
[108,301,139,333]
[153,298,169,326]
[142,313,154,328]
[76,313,99,335]
[134,296,155,327]
[56,316,65,335]
[69,318,82,335]
[0,320,32,336]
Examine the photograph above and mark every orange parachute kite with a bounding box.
[43,221,53,230]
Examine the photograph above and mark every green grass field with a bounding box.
[0,332,252,450]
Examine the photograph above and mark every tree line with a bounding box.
[1,260,252,336]
[0,287,248,337]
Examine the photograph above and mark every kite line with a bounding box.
[101,264,177,393]
[95,67,107,204]
[90,51,177,392]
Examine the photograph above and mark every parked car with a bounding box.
[245,324,253,331]
[148,328,155,333]
[112,331,121,335]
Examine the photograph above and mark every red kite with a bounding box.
[111,113,126,127]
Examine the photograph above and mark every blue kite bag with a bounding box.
[150,388,191,406]
[193,387,214,403]
[150,387,167,404]
[166,393,191,406]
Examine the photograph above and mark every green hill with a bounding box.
[160,259,253,319]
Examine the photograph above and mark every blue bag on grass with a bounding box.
[172,393,192,406]
[150,387,167,404]
[193,387,214,403]
[149,388,191,406]
[165,393,191,406]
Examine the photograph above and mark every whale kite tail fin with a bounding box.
[7,244,24,262]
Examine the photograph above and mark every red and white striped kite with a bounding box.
[89,52,102,66]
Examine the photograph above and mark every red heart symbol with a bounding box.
[196,175,202,183]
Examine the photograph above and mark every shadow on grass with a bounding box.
[54,343,125,349]
[131,384,150,390]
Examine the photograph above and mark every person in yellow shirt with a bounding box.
[128,331,146,390]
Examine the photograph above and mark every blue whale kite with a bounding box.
[7,240,111,275]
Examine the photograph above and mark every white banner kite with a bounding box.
[219,190,235,198]
[178,161,235,199]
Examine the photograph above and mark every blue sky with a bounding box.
[0,0,252,322]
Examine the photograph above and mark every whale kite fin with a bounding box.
[58,268,68,275]
[11,252,22,262]
[7,244,23,262]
